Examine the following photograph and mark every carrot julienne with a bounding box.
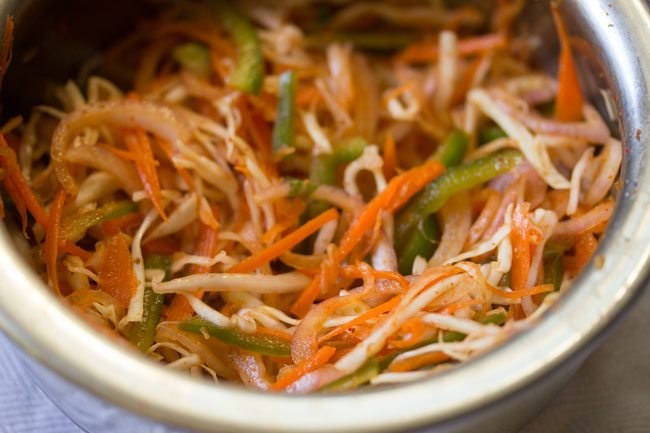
[510,203,533,291]
[488,283,554,299]
[319,295,403,344]
[44,188,66,296]
[291,160,444,317]
[60,240,92,261]
[271,346,336,390]
[388,351,451,373]
[96,232,138,310]
[124,129,167,221]
[227,207,339,274]
[0,134,48,229]
[551,2,584,122]
[102,212,141,236]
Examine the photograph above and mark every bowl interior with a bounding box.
[0,1,648,433]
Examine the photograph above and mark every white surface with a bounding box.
[0,287,648,433]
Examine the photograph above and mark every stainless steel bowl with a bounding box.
[0,1,649,432]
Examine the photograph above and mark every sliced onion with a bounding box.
[73,171,120,209]
[230,350,271,391]
[434,30,458,112]
[334,272,466,375]
[156,322,237,380]
[65,145,141,194]
[584,138,622,206]
[469,88,570,189]
[52,99,189,194]
[481,179,521,240]
[312,185,364,214]
[145,194,198,242]
[551,200,614,242]
[123,209,159,324]
[291,291,364,364]
[467,189,500,247]
[567,147,594,216]
[502,74,557,105]
[154,272,312,295]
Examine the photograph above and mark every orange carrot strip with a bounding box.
[296,85,321,107]
[0,135,48,228]
[552,2,584,122]
[563,231,598,278]
[97,232,138,309]
[510,203,532,291]
[395,33,506,64]
[257,326,294,342]
[390,317,426,349]
[488,283,554,299]
[102,212,141,236]
[437,298,481,315]
[166,221,220,321]
[291,160,445,317]
[383,131,397,179]
[319,295,403,345]
[124,129,167,220]
[227,207,339,274]
[238,97,273,167]
[44,188,66,296]
[60,240,92,261]
[339,266,409,292]
[154,136,196,191]
[271,346,336,390]
[141,237,180,256]
[338,159,445,258]
[388,351,450,373]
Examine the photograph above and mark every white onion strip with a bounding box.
[334,273,465,374]
[444,223,510,265]
[567,147,594,216]
[153,272,312,295]
[469,88,570,189]
[122,209,159,325]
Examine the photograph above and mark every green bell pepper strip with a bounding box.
[320,357,385,392]
[306,137,366,218]
[395,150,524,255]
[397,215,440,275]
[396,130,468,274]
[433,129,469,167]
[475,312,507,326]
[172,42,211,78]
[305,31,417,51]
[309,137,367,185]
[543,251,565,292]
[129,255,171,352]
[272,71,297,154]
[209,0,264,94]
[178,317,291,357]
[286,177,318,199]
[59,201,137,242]
[478,126,507,145]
